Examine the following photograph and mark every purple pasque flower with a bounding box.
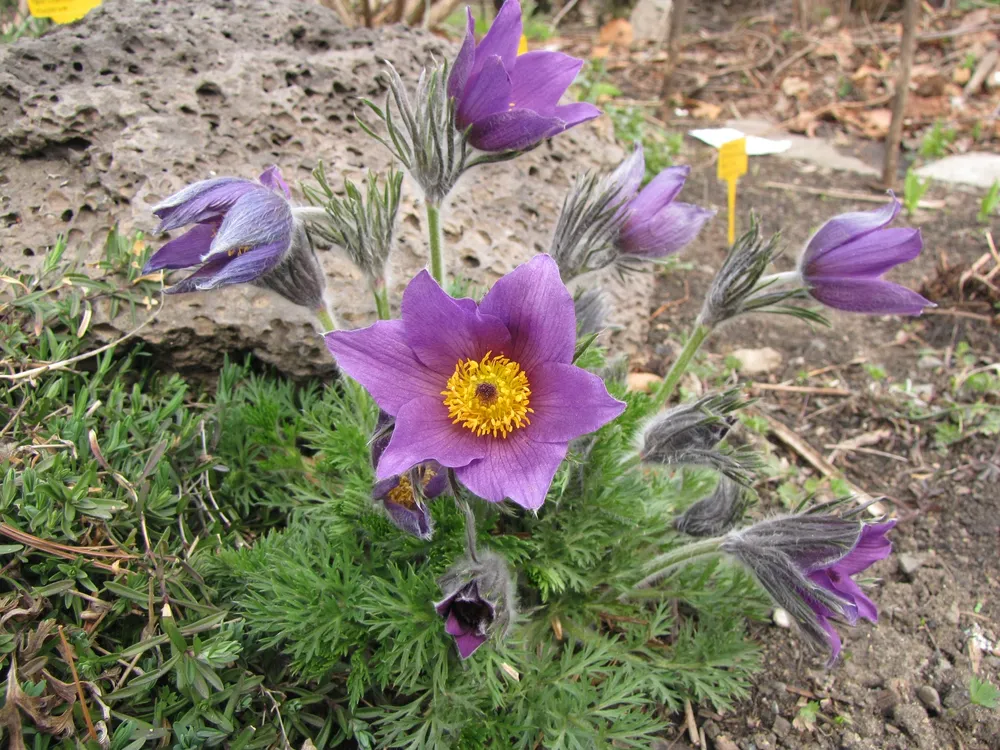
[435,581,496,658]
[435,550,515,659]
[325,255,625,510]
[613,145,714,259]
[143,166,295,294]
[799,197,933,315]
[721,512,895,663]
[371,411,447,540]
[448,0,600,152]
[803,520,896,660]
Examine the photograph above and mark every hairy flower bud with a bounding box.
[435,550,516,659]
[637,390,758,484]
[550,171,630,281]
[574,287,610,336]
[697,216,823,329]
[252,221,327,310]
[674,477,752,537]
[721,509,895,662]
[302,165,403,287]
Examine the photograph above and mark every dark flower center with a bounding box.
[452,599,493,632]
[475,382,499,404]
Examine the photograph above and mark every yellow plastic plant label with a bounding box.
[518,35,529,55]
[28,0,101,24]
[717,137,748,244]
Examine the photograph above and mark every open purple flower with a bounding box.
[799,197,932,315]
[448,0,600,152]
[613,146,714,259]
[803,520,896,660]
[144,166,297,294]
[325,255,625,510]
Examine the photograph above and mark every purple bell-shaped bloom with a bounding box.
[799,197,933,315]
[144,166,296,294]
[448,0,600,152]
[802,521,896,660]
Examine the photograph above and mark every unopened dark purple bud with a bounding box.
[435,551,515,659]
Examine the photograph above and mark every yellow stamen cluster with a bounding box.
[442,352,532,438]
[226,245,252,258]
[387,476,416,508]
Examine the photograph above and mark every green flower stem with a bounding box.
[627,537,724,595]
[652,323,712,408]
[371,279,391,321]
[426,200,445,286]
[314,305,337,332]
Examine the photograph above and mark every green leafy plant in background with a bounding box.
[902,168,930,216]
[969,676,1000,710]
[919,120,958,159]
[978,180,999,224]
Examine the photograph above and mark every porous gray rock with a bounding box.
[1,0,645,378]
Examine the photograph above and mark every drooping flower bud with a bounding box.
[721,506,895,662]
[697,216,823,329]
[252,221,327,310]
[359,62,468,205]
[369,411,447,540]
[435,550,516,659]
[302,165,403,289]
[674,477,752,537]
[574,287,610,337]
[637,390,758,484]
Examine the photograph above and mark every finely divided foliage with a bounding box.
[2,1,931,747]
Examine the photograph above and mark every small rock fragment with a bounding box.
[731,347,783,375]
[897,553,925,577]
[713,737,739,750]
[916,685,941,715]
[772,715,791,737]
[626,372,663,393]
[772,607,792,629]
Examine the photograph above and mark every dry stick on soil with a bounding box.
[750,383,853,397]
[57,625,98,742]
[762,181,945,209]
[752,409,887,515]
[881,0,921,189]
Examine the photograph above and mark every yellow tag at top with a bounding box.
[517,35,529,55]
[717,137,748,244]
[28,0,101,24]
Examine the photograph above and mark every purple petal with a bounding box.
[623,166,689,223]
[455,431,567,510]
[163,256,230,295]
[455,630,488,658]
[325,321,444,415]
[444,611,470,636]
[448,8,476,100]
[837,520,896,575]
[608,145,645,210]
[805,228,922,279]
[467,107,561,152]
[457,55,513,127]
[153,178,259,232]
[817,613,843,663]
[207,189,293,260]
[400,270,512,376]
[508,51,583,114]
[802,197,900,269]
[186,240,287,289]
[143,222,218,272]
[829,571,878,622]
[434,592,458,617]
[552,101,602,129]
[808,278,933,315]
[376,396,487,480]
[618,201,715,258]
[471,0,522,81]
[258,165,291,198]
[383,498,433,539]
[478,254,575,370]
[372,476,401,500]
[808,570,860,624]
[526,362,625,443]
[423,465,449,499]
